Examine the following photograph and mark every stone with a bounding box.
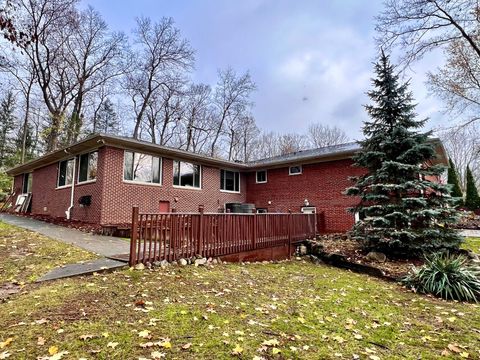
[298,245,308,256]
[295,256,302,261]
[212,259,218,265]
[153,261,162,268]
[160,260,169,268]
[179,258,188,266]
[366,251,387,263]
[134,263,145,270]
[194,258,207,267]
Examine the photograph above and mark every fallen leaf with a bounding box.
[107,342,119,349]
[0,339,12,349]
[0,351,10,359]
[272,347,281,355]
[231,344,243,355]
[37,337,45,346]
[262,339,279,347]
[151,351,165,359]
[181,343,192,350]
[48,346,58,355]
[138,330,151,339]
[79,334,95,341]
[448,344,462,354]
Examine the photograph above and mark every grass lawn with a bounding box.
[0,224,479,359]
[0,221,97,285]
[463,237,480,254]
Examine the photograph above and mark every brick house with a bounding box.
[6,134,448,233]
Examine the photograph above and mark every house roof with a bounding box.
[5,133,449,176]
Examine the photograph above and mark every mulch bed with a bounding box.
[451,211,480,230]
[307,234,424,280]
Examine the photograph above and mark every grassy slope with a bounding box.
[0,264,479,359]
[0,221,97,284]
[0,223,479,359]
[463,237,480,254]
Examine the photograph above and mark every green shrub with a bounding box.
[402,252,480,302]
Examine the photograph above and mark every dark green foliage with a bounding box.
[447,158,463,206]
[403,253,480,302]
[0,91,17,168]
[346,51,462,256]
[93,98,120,134]
[465,166,480,211]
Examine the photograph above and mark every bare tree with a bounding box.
[307,123,349,148]
[127,16,194,140]
[63,6,126,144]
[15,0,80,151]
[210,68,256,157]
[182,83,213,153]
[277,133,308,155]
[377,0,480,65]
[376,0,480,126]
[439,124,480,189]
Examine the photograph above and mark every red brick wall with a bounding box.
[12,148,105,224]
[99,147,246,224]
[246,159,365,232]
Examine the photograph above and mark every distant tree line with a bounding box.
[0,0,348,175]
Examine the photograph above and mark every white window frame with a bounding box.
[255,170,267,184]
[122,150,162,186]
[220,169,241,193]
[289,165,303,176]
[56,158,75,189]
[77,150,98,184]
[173,160,202,189]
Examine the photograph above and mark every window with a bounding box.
[57,158,75,187]
[256,170,267,183]
[220,169,240,192]
[173,160,201,188]
[289,165,302,175]
[22,173,32,193]
[78,151,98,183]
[123,151,161,184]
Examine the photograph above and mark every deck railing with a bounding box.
[129,206,317,266]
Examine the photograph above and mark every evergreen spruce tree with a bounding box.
[465,166,480,211]
[0,91,17,168]
[93,99,120,134]
[447,158,463,206]
[346,51,462,256]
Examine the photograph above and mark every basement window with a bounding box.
[57,158,75,187]
[22,173,32,193]
[124,151,162,184]
[173,160,201,188]
[256,170,267,183]
[220,169,240,192]
[78,151,98,183]
[289,165,302,175]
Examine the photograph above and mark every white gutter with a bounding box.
[65,154,76,220]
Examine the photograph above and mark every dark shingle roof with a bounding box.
[247,142,361,167]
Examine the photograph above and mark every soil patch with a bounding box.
[0,283,21,300]
[307,234,423,279]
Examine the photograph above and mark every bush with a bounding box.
[402,253,480,302]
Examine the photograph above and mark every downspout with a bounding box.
[65,150,76,220]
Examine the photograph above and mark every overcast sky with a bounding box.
[88,0,446,140]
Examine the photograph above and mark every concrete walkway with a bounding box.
[0,213,130,257]
[460,229,480,238]
[36,258,126,282]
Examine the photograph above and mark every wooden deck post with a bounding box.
[252,208,257,250]
[288,209,292,259]
[197,205,204,256]
[129,206,139,266]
